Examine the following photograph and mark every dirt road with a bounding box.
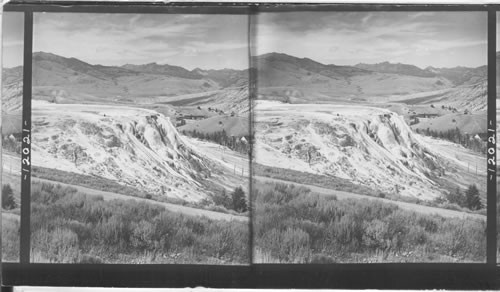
[255,176,485,220]
[35,177,248,222]
[3,154,247,222]
[4,143,485,222]
[182,140,486,220]
[186,137,250,176]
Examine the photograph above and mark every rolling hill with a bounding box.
[256,52,486,109]
[355,61,436,78]
[2,67,23,135]
[28,52,248,104]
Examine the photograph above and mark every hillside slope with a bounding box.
[256,52,486,106]
[29,52,247,103]
[31,101,220,202]
[254,101,456,200]
[2,67,23,135]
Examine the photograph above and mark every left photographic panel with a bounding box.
[2,12,24,263]
[30,13,250,264]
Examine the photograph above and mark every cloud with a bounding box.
[256,11,486,68]
[3,40,23,47]
[33,13,249,70]
[3,12,24,68]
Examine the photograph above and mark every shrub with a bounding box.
[231,186,247,213]
[29,180,249,264]
[281,227,311,263]
[363,219,388,250]
[254,181,486,263]
[212,189,232,209]
[79,254,103,264]
[310,253,336,263]
[445,185,483,211]
[465,184,482,211]
[2,215,20,262]
[173,226,196,249]
[130,220,155,250]
[445,188,466,208]
[2,184,16,210]
[32,227,80,263]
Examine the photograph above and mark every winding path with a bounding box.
[255,175,485,220]
[3,154,247,222]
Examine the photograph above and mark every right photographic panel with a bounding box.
[252,11,487,263]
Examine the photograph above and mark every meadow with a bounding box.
[32,166,248,215]
[2,212,20,262]
[30,181,249,264]
[253,163,486,214]
[253,181,486,263]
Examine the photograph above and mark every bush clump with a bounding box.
[2,184,17,210]
[254,181,486,263]
[30,181,249,264]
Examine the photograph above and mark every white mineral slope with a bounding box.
[2,154,246,221]
[31,100,218,202]
[183,137,250,194]
[2,81,23,112]
[254,100,463,201]
[419,135,486,195]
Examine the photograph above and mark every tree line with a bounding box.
[182,129,250,155]
[415,127,486,154]
[2,184,17,210]
[2,134,22,154]
[209,186,248,213]
[437,184,483,211]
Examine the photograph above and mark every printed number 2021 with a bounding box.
[22,129,30,179]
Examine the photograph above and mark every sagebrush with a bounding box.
[30,181,249,264]
[254,181,486,263]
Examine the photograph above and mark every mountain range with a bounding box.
[2,51,488,110]
[257,52,486,85]
[256,52,487,104]
[27,52,247,103]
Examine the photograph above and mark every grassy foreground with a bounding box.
[253,163,486,215]
[2,212,20,262]
[29,181,249,264]
[254,181,486,263]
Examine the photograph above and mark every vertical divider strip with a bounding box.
[20,11,33,264]
[248,5,257,266]
[487,8,497,266]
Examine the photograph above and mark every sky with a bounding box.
[32,13,248,70]
[2,12,24,68]
[256,11,487,69]
[497,12,500,50]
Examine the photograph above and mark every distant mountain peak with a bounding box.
[33,51,61,58]
[257,52,321,66]
[33,51,89,64]
[28,51,248,95]
[354,61,436,78]
[122,62,203,80]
